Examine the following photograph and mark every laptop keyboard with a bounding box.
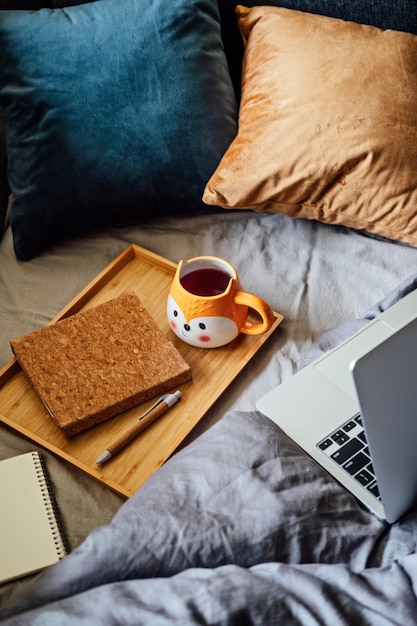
[318,415,381,500]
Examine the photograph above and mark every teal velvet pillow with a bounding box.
[0,0,237,260]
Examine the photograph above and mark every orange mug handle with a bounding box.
[234,291,275,335]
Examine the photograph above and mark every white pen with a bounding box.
[96,390,182,465]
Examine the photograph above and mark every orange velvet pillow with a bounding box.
[203,5,417,246]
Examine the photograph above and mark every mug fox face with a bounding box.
[167,256,274,348]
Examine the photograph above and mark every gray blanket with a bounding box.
[2,277,417,624]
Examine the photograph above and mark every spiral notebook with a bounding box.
[0,451,69,584]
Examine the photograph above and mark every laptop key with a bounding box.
[355,469,374,486]
[343,452,369,475]
[318,438,333,450]
[367,482,380,499]
[358,431,367,444]
[331,437,363,464]
[331,430,349,445]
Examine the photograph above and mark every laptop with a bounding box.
[256,288,417,523]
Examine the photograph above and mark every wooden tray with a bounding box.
[0,245,283,497]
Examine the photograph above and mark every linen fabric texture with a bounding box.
[203,5,417,246]
[0,0,237,260]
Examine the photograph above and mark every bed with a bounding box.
[1,0,417,623]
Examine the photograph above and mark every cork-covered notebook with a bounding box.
[10,292,192,436]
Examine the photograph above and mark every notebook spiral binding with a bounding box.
[32,451,70,559]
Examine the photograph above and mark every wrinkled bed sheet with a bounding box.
[1,215,417,622]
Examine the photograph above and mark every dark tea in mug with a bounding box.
[180,268,230,297]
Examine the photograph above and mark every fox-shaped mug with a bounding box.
[167,256,274,348]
